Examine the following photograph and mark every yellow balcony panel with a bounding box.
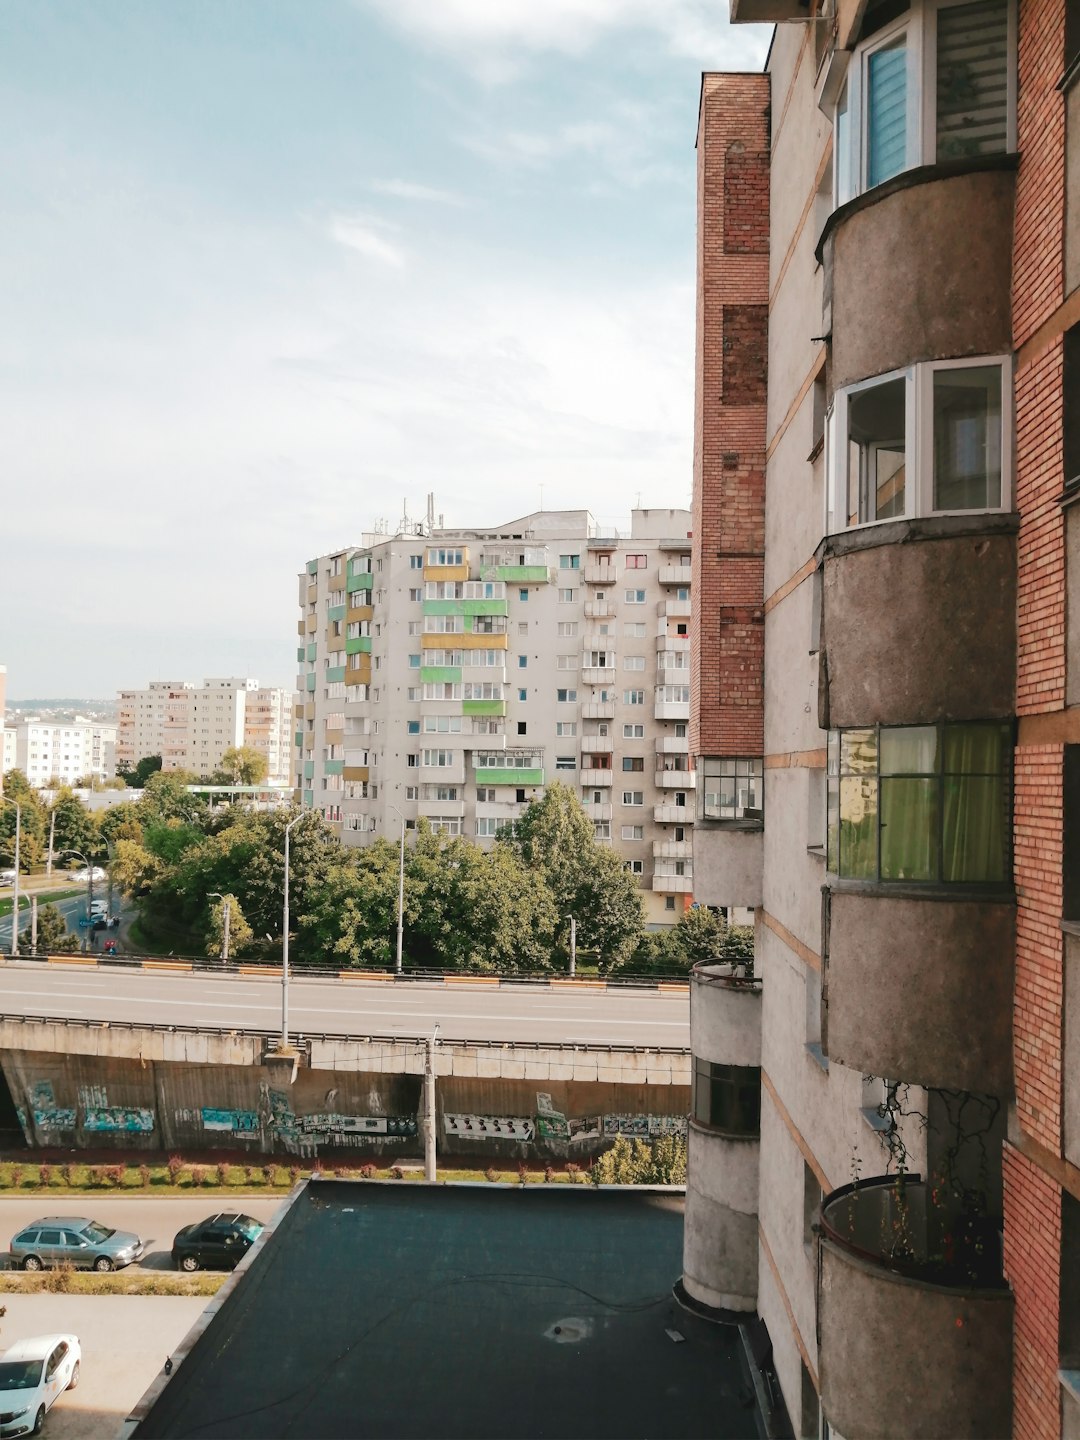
[325,729,345,747]
[296,620,306,637]
[305,615,318,634]
[304,702,316,721]
[457,632,508,650]
[423,564,470,583]
[346,604,373,624]
[343,767,369,783]
[421,633,466,650]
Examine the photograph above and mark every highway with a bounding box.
[0,962,690,1048]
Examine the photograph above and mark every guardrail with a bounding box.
[0,1010,690,1056]
[8,953,690,993]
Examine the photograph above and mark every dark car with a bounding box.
[171,1213,264,1272]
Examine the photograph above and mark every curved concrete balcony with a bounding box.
[818,515,1017,729]
[824,887,1013,1094]
[818,1176,1012,1440]
[683,964,762,1313]
[820,157,1017,392]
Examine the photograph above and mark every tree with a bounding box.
[19,903,80,956]
[139,771,206,825]
[673,906,726,962]
[0,772,47,871]
[98,802,145,850]
[206,893,253,958]
[109,838,166,899]
[47,787,96,867]
[212,746,269,786]
[123,755,162,788]
[589,1134,687,1186]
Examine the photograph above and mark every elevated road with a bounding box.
[0,961,689,1049]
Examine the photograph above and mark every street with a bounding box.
[0,886,121,952]
[0,961,690,1047]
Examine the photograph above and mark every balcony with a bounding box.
[581,667,616,686]
[657,598,691,619]
[658,566,692,587]
[654,804,691,824]
[655,634,690,652]
[657,666,691,688]
[824,889,1013,1093]
[652,873,692,893]
[654,699,690,721]
[581,702,615,720]
[418,799,466,819]
[580,768,614,788]
[818,1176,1012,1440]
[580,737,612,756]
[654,840,693,860]
[656,735,689,754]
[655,769,694,788]
[693,828,763,910]
[584,601,613,620]
[580,800,612,821]
[419,761,466,784]
[584,565,619,585]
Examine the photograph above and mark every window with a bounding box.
[827,722,1011,883]
[518,655,528,668]
[556,722,577,737]
[556,756,577,770]
[558,588,577,603]
[826,358,1009,532]
[701,757,763,821]
[516,788,527,803]
[405,786,419,800]
[519,589,529,602]
[594,820,611,840]
[558,621,579,637]
[517,722,527,736]
[624,622,646,638]
[408,654,421,669]
[427,548,464,566]
[422,749,457,768]
[463,683,501,701]
[407,720,420,734]
[623,723,645,739]
[559,554,581,569]
[665,896,676,910]
[518,622,529,635]
[622,757,644,772]
[557,688,578,703]
[557,655,579,670]
[624,690,645,705]
[409,587,422,602]
[692,1059,761,1135]
[624,589,646,604]
[627,859,644,875]
[407,621,422,636]
[834,0,1013,206]
[625,553,647,569]
[624,656,646,671]
[424,715,462,733]
[622,791,644,806]
[406,754,418,768]
[476,817,500,837]
[621,825,644,840]
[518,687,528,702]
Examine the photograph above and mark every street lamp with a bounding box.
[281,814,304,1050]
[1,798,21,958]
[567,915,577,977]
[64,850,96,954]
[208,893,231,963]
[388,803,406,976]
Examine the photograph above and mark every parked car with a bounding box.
[0,1334,80,1438]
[0,871,16,888]
[9,1218,144,1273]
[67,868,105,883]
[172,1213,264,1272]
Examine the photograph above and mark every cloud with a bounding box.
[359,0,770,77]
[369,178,465,206]
[327,214,406,267]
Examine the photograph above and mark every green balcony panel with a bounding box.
[296,646,305,662]
[294,731,304,748]
[462,700,507,717]
[496,565,548,583]
[462,600,509,617]
[306,643,317,661]
[307,560,318,575]
[345,636,372,655]
[420,666,462,684]
[324,760,344,775]
[475,768,544,787]
[303,789,314,808]
[346,572,374,592]
[422,599,466,616]
[325,666,346,683]
[327,604,346,623]
[305,674,317,692]
[303,761,315,779]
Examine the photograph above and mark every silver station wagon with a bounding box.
[9,1217,144,1272]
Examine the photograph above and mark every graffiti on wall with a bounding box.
[24,1081,76,1133]
[443,1094,687,1147]
[201,1108,259,1134]
[444,1114,535,1141]
[83,1107,155,1133]
[78,1085,108,1110]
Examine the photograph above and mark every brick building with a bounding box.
[685,2,1080,1436]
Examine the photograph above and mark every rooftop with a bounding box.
[129,1180,756,1440]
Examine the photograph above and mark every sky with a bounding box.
[0,1,770,699]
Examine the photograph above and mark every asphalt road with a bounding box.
[0,963,689,1047]
[0,1195,286,1271]
[0,891,122,949]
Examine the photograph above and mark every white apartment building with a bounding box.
[7,718,117,787]
[116,678,294,784]
[296,509,695,926]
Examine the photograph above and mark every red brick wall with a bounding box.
[1004,1144,1063,1440]
[690,73,770,762]
[1013,0,1066,348]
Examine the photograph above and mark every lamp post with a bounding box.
[208,893,231,963]
[281,815,303,1050]
[568,915,577,977]
[64,849,94,953]
[388,803,406,976]
[1,799,21,958]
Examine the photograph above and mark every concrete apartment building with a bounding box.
[116,678,293,785]
[3,717,117,787]
[296,508,698,926]
[684,2,1079,1437]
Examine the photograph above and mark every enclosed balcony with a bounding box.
[654,698,690,722]
[652,870,692,893]
[657,598,692,620]
[818,1176,1012,1440]
[653,840,693,860]
[656,734,689,754]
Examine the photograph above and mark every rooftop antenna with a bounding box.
[426,493,435,534]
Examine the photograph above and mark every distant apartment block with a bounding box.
[296,509,696,926]
[3,717,117,787]
[116,678,294,785]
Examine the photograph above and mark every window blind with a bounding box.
[867,38,908,186]
[936,0,1009,161]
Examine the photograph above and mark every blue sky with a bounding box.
[0,1,769,699]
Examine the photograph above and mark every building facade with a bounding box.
[296,509,697,926]
[6,717,117,787]
[687,3,1079,1437]
[116,678,294,785]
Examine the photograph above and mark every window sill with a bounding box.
[825,876,1015,905]
[805,1042,829,1073]
[806,435,825,465]
[696,817,764,833]
[1061,920,1080,940]
[806,845,826,862]
[860,1105,890,1134]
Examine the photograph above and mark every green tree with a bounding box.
[212,746,269,786]
[47,787,96,867]
[206,893,253,958]
[0,772,47,871]
[110,838,166,899]
[98,802,145,850]
[673,905,726,962]
[139,770,207,825]
[589,1134,687,1186]
[124,755,163,787]
[19,903,80,956]
[296,847,401,968]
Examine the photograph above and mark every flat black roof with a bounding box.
[131,1180,758,1440]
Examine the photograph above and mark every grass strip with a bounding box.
[0,1270,225,1297]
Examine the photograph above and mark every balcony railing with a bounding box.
[581,702,615,720]
[655,769,694,788]
[653,840,693,860]
[654,700,690,721]
[658,565,692,586]
[584,565,619,585]
[657,598,692,619]
[580,800,612,821]
[656,735,689,753]
[580,768,614,787]
[581,667,616,686]
[652,874,692,893]
[654,804,691,823]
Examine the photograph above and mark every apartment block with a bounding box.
[296,509,697,925]
[116,678,294,785]
[5,717,117,787]
[685,3,1080,1437]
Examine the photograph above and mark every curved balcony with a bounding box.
[818,515,1017,730]
[824,887,1013,1094]
[692,827,763,910]
[818,1176,1012,1440]
[683,963,762,1313]
[820,158,1017,393]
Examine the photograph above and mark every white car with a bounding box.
[0,1334,80,1437]
[67,868,106,884]
[0,872,15,888]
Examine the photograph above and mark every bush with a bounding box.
[543,1165,555,1184]
[105,1165,125,1188]
[517,1163,529,1184]
[216,1162,230,1187]
[10,1166,23,1190]
[39,1164,53,1188]
[263,1165,278,1187]
[87,1166,105,1189]
[565,1163,580,1183]
[588,1134,688,1187]
[484,1167,498,1184]
[360,1164,377,1180]
[190,1165,207,1188]
[245,1166,260,1186]
[139,1164,151,1189]
[335,1166,351,1179]
[61,1163,76,1187]
[43,1261,74,1294]
[390,1166,404,1181]
[167,1155,186,1186]
[288,1166,301,1186]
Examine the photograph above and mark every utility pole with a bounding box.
[424,1026,439,1182]
[281,816,303,1050]
[569,915,576,977]
[30,898,37,956]
[221,901,231,963]
[9,805,20,959]
[46,810,55,878]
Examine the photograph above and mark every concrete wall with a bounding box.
[825,162,1017,392]
[825,890,1014,1094]
[690,965,761,1068]
[818,1237,1013,1440]
[692,827,763,911]
[819,519,1018,728]
[683,1123,758,1311]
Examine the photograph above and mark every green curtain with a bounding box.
[941,725,1008,881]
